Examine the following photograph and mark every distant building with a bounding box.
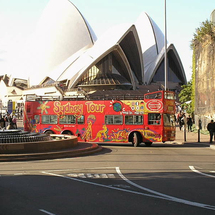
[0,75,26,113]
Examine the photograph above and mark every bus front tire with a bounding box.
[132,132,141,147]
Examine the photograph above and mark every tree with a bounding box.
[178,81,193,114]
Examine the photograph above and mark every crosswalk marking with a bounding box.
[67,173,115,179]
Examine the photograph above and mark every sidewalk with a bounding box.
[173,126,215,150]
[175,126,209,143]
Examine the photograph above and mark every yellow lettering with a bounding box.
[53,101,83,115]
[85,101,105,113]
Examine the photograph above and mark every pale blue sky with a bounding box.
[0,0,215,81]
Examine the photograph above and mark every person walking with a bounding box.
[207,120,215,143]
[187,115,193,132]
[178,112,184,131]
[12,115,17,129]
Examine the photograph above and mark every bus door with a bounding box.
[145,112,163,142]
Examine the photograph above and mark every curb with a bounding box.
[0,142,103,162]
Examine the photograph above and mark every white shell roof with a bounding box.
[12,0,97,87]
[10,2,186,90]
[135,12,186,84]
[135,12,165,78]
[55,23,144,89]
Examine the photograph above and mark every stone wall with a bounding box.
[194,35,215,129]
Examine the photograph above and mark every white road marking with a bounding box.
[41,168,215,211]
[39,209,57,215]
[67,173,116,179]
[189,166,215,178]
[116,167,215,210]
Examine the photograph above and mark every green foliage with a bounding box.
[178,81,193,114]
[190,19,215,49]
[191,48,195,114]
[179,81,192,102]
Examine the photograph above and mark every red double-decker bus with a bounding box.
[23,90,176,147]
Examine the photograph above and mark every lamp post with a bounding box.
[164,0,168,91]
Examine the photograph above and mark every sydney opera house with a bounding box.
[1,0,187,106]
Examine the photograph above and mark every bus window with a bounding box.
[105,115,123,125]
[34,115,40,124]
[114,115,123,124]
[59,115,75,124]
[125,115,143,125]
[77,115,84,124]
[105,115,113,124]
[148,113,161,125]
[42,115,57,124]
[27,104,31,113]
[164,92,176,100]
[125,115,133,124]
[163,114,175,126]
[145,92,162,99]
[134,115,143,124]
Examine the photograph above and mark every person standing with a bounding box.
[187,115,193,132]
[207,120,215,143]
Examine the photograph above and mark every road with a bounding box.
[1,142,215,215]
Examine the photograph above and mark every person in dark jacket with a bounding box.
[187,115,193,132]
[207,120,215,143]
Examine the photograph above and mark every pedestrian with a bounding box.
[182,113,187,131]
[178,112,184,131]
[4,114,9,128]
[207,120,215,143]
[187,115,193,132]
[12,115,17,129]
[7,115,14,129]
[0,114,5,128]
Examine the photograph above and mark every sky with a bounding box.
[0,0,215,82]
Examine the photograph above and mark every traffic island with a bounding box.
[0,130,102,162]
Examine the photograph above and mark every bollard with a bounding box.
[198,119,202,143]
[184,127,186,142]
[198,129,200,142]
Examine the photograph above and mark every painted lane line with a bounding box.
[41,171,179,201]
[189,166,215,178]
[39,209,57,215]
[42,170,215,211]
[116,167,174,199]
[115,167,215,211]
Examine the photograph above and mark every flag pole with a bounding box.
[164,0,168,91]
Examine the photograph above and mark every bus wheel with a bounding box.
[145,142,152,147]
[44,130,54,135]
[62,131,72,135]
[132,132,141,147]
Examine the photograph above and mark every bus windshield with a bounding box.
[163,114,176,126]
